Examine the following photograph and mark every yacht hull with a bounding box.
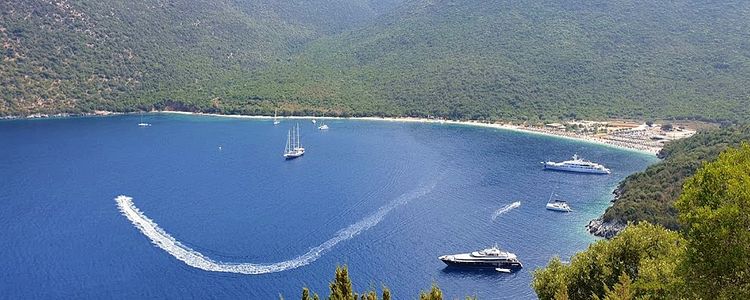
[543,164,610,174]
[284,152,304,159]
[546,205,572,212]
[439,258,523,271]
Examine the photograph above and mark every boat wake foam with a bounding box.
[491,201,521,221]
[115,182,434,274]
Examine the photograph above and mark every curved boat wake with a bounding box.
[491,201,521,221]
[115,183,434,274]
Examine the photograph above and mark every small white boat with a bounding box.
[312,119,317,124]
[137,112,151,127]
[546,201,571,212]
[545,193,572,212]
[283,123,305,159]
[318,117,329,130]
[273,109,280,125]
[495,268,512,273]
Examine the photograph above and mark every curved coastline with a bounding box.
[158,111,659,240]
[1,110,662,156]
[160,111,661,156]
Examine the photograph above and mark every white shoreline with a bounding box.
[161,111,661,156]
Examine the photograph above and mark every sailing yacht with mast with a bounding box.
[283,123,305,159]
[137,111,151,127]
[545,192,572,212]
[273,109,280,125]
[317,114,329,130]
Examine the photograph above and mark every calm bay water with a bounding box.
[0,114,657,299]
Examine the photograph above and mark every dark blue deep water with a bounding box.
[0,114,657,299]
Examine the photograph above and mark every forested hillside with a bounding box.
[3,0,749,121]
[0,0,402,115]
[588,124,750,237]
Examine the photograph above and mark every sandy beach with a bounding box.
[161,111,663,156]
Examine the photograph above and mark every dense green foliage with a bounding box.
[418,284,444,300]
[675,144,750,299]
[532,223,685,300]
[1,0,401,116]
[328,266,358,300]
[602,124,750,230]
[534,145,750,300]
[298,265,474,300]
[3,0,750,121]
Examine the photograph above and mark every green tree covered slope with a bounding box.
[587,124,750,238]
[2,0,749,121]
[535,144,750,300]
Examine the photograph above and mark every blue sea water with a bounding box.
[0,114,657,299]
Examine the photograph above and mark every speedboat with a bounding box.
[438,245,522,271]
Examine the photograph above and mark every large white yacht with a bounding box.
[438,245,523,271]
[542,154,610,174]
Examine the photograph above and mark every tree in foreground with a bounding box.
[676,143,750,299]
[532,222,685,300]
[302,287,320,300]
[381,287,390,300]
[593,273,633,300]
[329,266,356,300]
[298,266,480,300]
[533,144,750,300]
[299,265,393,300]
[419,283,443,300]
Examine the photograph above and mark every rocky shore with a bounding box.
[586,217,626,239]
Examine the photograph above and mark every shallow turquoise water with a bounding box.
[0,114,657,299]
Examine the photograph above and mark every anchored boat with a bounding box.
[273,109,280,125]
[545,193,572,212]
[283,123,305,159]
[438,245,523,272]
[137,112,151,127]
[542,154,610,174]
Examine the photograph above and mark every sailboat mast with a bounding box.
[286,130,291,153]
[296,123,301,148]
[292,125,297,149]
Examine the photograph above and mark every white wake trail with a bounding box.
[491,201,521,221]
[115,183,434,274]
